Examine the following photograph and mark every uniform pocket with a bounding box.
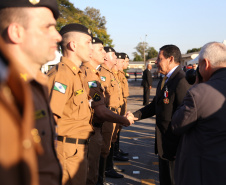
[64,142,78,159]
[73,91,89,119]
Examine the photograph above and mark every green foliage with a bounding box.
[186,47,201,54]
[56,0,113,46]
[133,52,143,61]
[134,42,148,58]
[133,42,157,61]
[146,47,158,60]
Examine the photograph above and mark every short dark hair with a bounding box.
[0,8,29,37]
[160,45,181,64]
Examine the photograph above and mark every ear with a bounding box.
[7,23,24,44]
[68,41,76,52]
[204,58,211,70]
[169,56,174,64]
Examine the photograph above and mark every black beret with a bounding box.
[104,47,115,53]
[121,52,129,59]
[115,52,126,59]
[0,0,59,19]
[59,23,92,37]
[92,37,103,45]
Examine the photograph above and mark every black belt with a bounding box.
[93,122,103,128]
[57,136,89,145]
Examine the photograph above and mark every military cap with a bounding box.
[92,37,103,45]
[115,52,126,59]
[104,47,115,53]
[59,23,92,37]
[0,0,59,19]
[121,52,129,59]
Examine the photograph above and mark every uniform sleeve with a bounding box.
[171,90,198,135]
[88,80,105,108]
[48,67,72,118]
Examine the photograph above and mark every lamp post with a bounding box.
[143,34,147,69]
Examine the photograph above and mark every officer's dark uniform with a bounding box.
[0,0,62,185]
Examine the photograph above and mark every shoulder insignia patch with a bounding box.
[88,81,97,88]
[35,110,46,120]
[53,82,67,94]
[75,89,84,96]
[93,93,101,102]
[101,76,106,82]
[20,73,28,81]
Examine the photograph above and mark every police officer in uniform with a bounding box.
[0,44,39,185]
[0,1,62,185]
[96,47,136,184]
[48,23,94,185]
[113,53,130,161]
[80,37,132,185]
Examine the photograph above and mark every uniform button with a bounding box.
[31,128,41,144]
[41,131,45,136]
[23,139,32,149]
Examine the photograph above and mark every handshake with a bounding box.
[123,111,138,127]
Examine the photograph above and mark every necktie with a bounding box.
[161,76,168,90]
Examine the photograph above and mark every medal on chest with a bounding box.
[163,86,169,104]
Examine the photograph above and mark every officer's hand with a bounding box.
[149,86,152,89]
[125,111,138,125]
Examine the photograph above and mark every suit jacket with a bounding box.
[171,68,226,185]
[142,69,153,87]
[134,66,190,160]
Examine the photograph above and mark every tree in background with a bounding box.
[186,47,201,54]
[146,47,158,60]
[133,42,158,61]
[133,52,143,61]
[57,0,113,46]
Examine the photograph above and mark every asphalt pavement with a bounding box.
[107,78,161,185]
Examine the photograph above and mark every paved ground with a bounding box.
[107,78,161,185]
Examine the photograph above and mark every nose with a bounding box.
[55,29,62,43]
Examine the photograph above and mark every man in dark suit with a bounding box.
[142,63,153,105]
[171,42,226,185]
[133,45,190,185]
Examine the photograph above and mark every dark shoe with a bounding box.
[105,169,124,178]
[114,166,125,172]
[113,154,129,161]
[119,149,129,156]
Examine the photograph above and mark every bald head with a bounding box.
[147,64,152,70]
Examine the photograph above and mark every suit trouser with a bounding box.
[86,127,102,185]
[143,85,150,105]
[158,156,175,185]
[56,139,88,185]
